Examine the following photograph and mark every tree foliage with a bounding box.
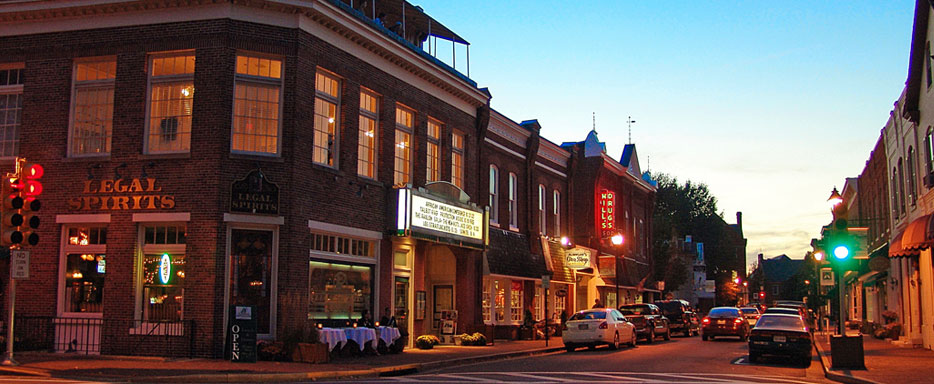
[650,173,726,295]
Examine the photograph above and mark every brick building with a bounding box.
[0,0,491,357]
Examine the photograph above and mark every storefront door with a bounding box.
[394,276,410,341]
[433,285,453,330]
[229,228,275,335]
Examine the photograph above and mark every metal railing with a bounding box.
[5,316,195,357]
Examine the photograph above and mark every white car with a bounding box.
[562,308,637,352]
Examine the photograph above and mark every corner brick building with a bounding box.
[0,0,657,358]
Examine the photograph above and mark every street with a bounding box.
[340,335,832,383]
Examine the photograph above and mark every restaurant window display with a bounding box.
[308,261,373,320]
[62,226,107,314]
[138,224,187,321]
[483,277,524,325]
[229,229,274,333]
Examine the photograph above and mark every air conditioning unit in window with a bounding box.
[924,173,934,188]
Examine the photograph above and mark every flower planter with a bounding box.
[293,342,329,364]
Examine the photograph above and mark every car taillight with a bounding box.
[702,317,710,324]
[599,321,608,329]
[734,318,744,324]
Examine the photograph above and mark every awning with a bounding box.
[889,214,934,257]
[486,228,547,279]
[545,240,575,283]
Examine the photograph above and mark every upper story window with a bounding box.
[426,119,441,182]
[0,64,23,158]
[553,190,561,236]
[394,105,414,186]
[508,172,518,229]
[538,184,546,234]
[908,147,917,205]
[451,131,465,189]
[925,128,934,176]
[146,54,194,154]
[70,58,116,156]
[927,42,933,89]
[358,89,378,178]
[892,167,900,218]
[898,158,907,214]
[232,55,282,156]
[489,165,499,225]
[314,70,340,167]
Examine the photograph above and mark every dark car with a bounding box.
[701,307,750,341]
[748,313,813,366]
[654,299,699,337]
[618,303,670,343]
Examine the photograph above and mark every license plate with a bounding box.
[774,335,786,342]
[717,320,726,325]
[578,324,588,330]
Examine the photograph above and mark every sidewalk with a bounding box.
[0,339,563,383]
[814,331,934,384]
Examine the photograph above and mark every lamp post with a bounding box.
[610,233,624,309]
[828,187,846,336]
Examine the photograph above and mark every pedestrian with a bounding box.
[592,298,605,308]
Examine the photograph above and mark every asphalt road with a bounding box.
[346,333,835,383]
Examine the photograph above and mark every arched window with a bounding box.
[892,167,900,218]
[538,184,546,235]
[553,190,561,237]
[898,159,906,214]
[489,165,499,225]
[908,147,917,205]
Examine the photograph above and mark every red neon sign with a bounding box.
[598,189,615,234]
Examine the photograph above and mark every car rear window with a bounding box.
[569,311,606,320]
[740,308,759,314]
[619,305,650,315]
[756,315,804,329]
[708,308,740,317]
[765,308,798,315]
[655,302,683,313]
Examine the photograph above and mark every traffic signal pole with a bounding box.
[2,267,15,366]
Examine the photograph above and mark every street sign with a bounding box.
[820,268,834,286]
[11,250,28,279]
[542,275,550,289]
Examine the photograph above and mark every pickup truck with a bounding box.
[618,303,670,343]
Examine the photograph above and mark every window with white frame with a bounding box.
[554,289,566,320]
[489,165,499,225]
[508,173,518,229]
[0,64,23,158]
[892,168,899,217]
[311,232,375,258]
[510,281,523,323]
[451,131,465,189]
[898,158,906,214]
[314,70,340,166]
[482,279,491,323]
[70,59,116,156]
[925,128,934,176]
[553,190,561,237]
[138,224,187,321]
[494,279,505,322]
[538,184,546,234]
[358,89,378,178]
[232,55,282,155]
[426,119,441,182]
[61,226,108,314]
[146,54,194,153]
[394,105,413,186]
[534,285,543,321]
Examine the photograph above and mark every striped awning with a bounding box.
[889,214,934,257]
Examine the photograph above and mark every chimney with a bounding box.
[736,211,743,235]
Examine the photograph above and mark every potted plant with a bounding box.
[287,321,327,363]
[415,334,440,349]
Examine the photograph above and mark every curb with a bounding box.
[814,336,880,384]
[64,346,564,383]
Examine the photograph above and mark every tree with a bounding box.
[650,173,725,295]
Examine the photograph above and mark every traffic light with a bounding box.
[824,227,856,271]
[1,176,24,246]
[759,291,765,299]
[19,162,41,246]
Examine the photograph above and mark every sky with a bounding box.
[410,1,917,271]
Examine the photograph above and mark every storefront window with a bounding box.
[482,278,491,323]
[554,285,567,321]
[64,253,105,313]
[510,281,522,323]
[494,280,505,322]
[140,224,187,322]
[308,261,372,320]
[534,285,542,321]
[230,229,273,333]
[62,226,107,314]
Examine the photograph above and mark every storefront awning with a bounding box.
[545,239,575,284]
[485,228,547,279]
[889,214,934,257]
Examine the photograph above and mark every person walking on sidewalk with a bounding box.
[592,298,605,308]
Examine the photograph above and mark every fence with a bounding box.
[6,316,196,357]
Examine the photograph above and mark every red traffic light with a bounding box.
[22,163,42,201]
[759,291,766,299]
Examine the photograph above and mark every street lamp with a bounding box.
[827,187,843,209]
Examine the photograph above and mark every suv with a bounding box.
[618,303,670,343]
[654,299,699,337]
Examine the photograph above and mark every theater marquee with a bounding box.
[396,188,487,248]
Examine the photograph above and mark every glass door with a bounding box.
[229,229,273,334]
[393,276,409,341]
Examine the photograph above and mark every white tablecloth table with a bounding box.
[318,328,348,352]
[343,327,377,351]
[376,326,401,346]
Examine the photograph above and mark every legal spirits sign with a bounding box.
[68,178,175,210]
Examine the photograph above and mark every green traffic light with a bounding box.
[833,245,849,259]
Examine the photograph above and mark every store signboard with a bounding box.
[408,194,484,240]
[566,248,592,270]
[598,189,616,237]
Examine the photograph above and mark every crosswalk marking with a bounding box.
[384,371,825,383]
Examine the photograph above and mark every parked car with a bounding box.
[618,303,670,343]
[654,299,699,336]
[748,313,813,366]
[739,307,761,326]
[563,309,637,352]
[701,307,750,341]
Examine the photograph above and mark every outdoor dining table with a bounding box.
[342,327,377,351]
[376,326,401,346]
[318,327,348,351]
